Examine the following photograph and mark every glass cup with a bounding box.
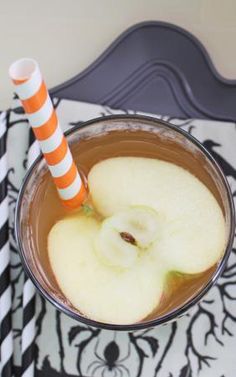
[15,115,235,330]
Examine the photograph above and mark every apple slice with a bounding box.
[48,156,226,324]
[88,157,226,274]
[48,214,165,324]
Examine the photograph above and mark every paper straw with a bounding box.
[21,136,40,377]
[0,112,14,377]
[21,276,36,377]
[9,58,86,210]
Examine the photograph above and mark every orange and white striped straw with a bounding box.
[9,58,86,210]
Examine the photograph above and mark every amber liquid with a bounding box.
[28,127,221,323]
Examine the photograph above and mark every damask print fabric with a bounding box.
[6,97,236,377]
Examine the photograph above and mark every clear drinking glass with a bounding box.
[15,115,235,330]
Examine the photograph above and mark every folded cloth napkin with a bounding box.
[6,96,236,377]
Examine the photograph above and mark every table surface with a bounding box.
[1,0,236,109]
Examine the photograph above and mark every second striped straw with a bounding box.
[9,58,87,210]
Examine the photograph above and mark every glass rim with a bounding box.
[15,114,235,331]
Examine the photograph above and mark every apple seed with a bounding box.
[120,232,137,246]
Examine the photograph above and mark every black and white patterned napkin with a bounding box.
[6,97,236,377]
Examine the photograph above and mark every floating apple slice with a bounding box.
[48,214,165,324]
[89,157,226,274]
[48,156,226,324]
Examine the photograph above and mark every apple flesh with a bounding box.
[89,157,226,274]
[48,157,226,324]
[48,215,165,324]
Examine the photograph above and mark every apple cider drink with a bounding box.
[28,119,226,325]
